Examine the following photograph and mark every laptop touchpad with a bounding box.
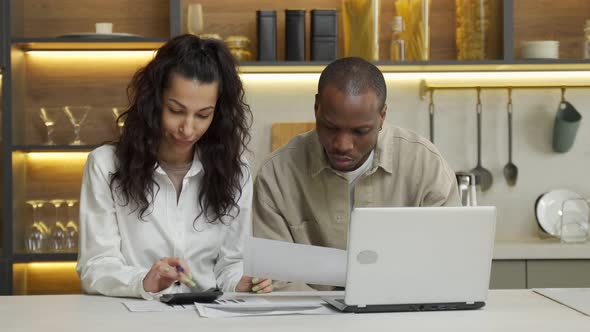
[357,250,378,264]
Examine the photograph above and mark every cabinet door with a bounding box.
[0,260,9,295]
[490,260,526,289]
[527,260,590,288]
[0,0,5,69]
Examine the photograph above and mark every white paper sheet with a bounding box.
[195,297,339,318]
[244,237,346,286]
[122,300,195,312]
[533,288,590,316]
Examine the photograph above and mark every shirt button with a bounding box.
[335,215,343,223]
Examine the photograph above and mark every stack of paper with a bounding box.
[123,300,195,312]
[195,297,339,318]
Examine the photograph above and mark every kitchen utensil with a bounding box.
[470,91,493,191]
[535,189,584,236]
[503,95,518,186]
[552,100,582,153]
[428,90,434,143]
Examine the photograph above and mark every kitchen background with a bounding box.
[1,0,589,295]
[243,73,590,240]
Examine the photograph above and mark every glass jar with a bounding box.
[456,0,490,60]
[224,36,252,61]
[394,0,430,61]
[198,33,222,40]
[343,0,381,60]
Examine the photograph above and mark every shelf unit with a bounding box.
[1,0,589,295]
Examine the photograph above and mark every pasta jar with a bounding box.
[456,0,490,60]
[224,35,252,61]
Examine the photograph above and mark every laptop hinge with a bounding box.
[357,304,367,308]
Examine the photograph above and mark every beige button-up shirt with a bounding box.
[252,124,460,290]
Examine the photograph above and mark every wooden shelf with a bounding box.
[12,38,167,51]
[237,61,590,73]
[12,145,96,152]
[13,253,77,262]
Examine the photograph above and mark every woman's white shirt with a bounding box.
[76,145,252,299]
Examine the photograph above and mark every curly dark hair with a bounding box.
[110,34,252,223]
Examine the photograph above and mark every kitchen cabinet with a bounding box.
[527,260,590,288]
[1,0,590,295]
[490,260,590,289]
[490,260,527,289]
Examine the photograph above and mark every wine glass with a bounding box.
[49,199,67,252]
[187,3,204,35]
[65,199,79,252]
[39,107,61,145]
[111,107,126,135]
[25,200,48,253]
[63,105,91,145]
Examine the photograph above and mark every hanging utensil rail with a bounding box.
[419,80,590,99]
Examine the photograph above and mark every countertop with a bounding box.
[494,238,590,259]
[1,291,588,332]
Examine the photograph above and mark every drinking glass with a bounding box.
[111,107,126,135]
[560,198,590,243]
[65,199,79,252]
[24,200,49,253]
[49,199,67,252]
[63,106,91,145]
[187,3,204,35]
[39,107,61,145]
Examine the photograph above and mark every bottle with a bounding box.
[584,20,590,59]
[390,16,405,61]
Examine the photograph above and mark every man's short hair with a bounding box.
[318,57,387,110]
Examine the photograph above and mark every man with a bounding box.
[253,57,460,290]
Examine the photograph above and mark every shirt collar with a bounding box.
[155,148,203,177]
[308,123,394,177]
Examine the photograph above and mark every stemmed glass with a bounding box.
[39,107,61,145]
[65,199,79,252]
[187,3,204,35]
[63,106,91,145]
[49,199,67,252]
[24,200,49,253]
[111,107,126,135]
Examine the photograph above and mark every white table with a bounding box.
[1,290,588,331]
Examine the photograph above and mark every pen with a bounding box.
[176,265,197,288]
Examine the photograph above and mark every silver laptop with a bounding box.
[323,206,496,313]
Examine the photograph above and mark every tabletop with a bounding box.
[1,290,588,332]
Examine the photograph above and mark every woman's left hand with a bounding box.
[236,276,273,293]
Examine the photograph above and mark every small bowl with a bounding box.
[521,40,559,59]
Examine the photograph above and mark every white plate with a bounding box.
[535,189,584,236]
[57,32,143,39]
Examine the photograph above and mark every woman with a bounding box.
[76,35,272,298]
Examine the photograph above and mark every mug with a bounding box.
[552,101,582,153]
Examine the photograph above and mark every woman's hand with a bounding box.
[143,257,196,293]
[236,276,273,293]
